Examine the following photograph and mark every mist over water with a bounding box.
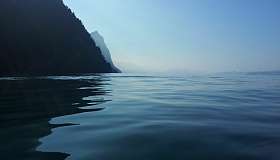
[1,73,280,160]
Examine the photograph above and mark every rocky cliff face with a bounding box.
[91,31,121,73]
[0,0,118,76]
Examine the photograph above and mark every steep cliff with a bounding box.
[0,0,118,76]
[91,31,121,73]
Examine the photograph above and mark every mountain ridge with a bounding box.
[91,31,121,73]
[0,0,119,76]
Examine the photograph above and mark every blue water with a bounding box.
[1,73,280,160]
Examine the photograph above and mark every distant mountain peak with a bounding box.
[91,31,121,73]
[92,31,104,40]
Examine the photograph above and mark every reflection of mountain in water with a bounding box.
[0,76,111,160]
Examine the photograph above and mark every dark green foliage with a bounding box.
[0,0,117,76]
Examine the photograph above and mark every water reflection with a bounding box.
[0,75,111,160]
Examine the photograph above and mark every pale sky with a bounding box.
[64,0,280,73]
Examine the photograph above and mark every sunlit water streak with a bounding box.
[1,73,280,160]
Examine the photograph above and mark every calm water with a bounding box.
[1,73,280,160]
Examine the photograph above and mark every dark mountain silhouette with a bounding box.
[91,31,121,73]
[0,0,119,76]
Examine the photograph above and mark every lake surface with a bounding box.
[1,73,280,160]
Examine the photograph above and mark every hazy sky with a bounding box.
[64,0,280,73]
